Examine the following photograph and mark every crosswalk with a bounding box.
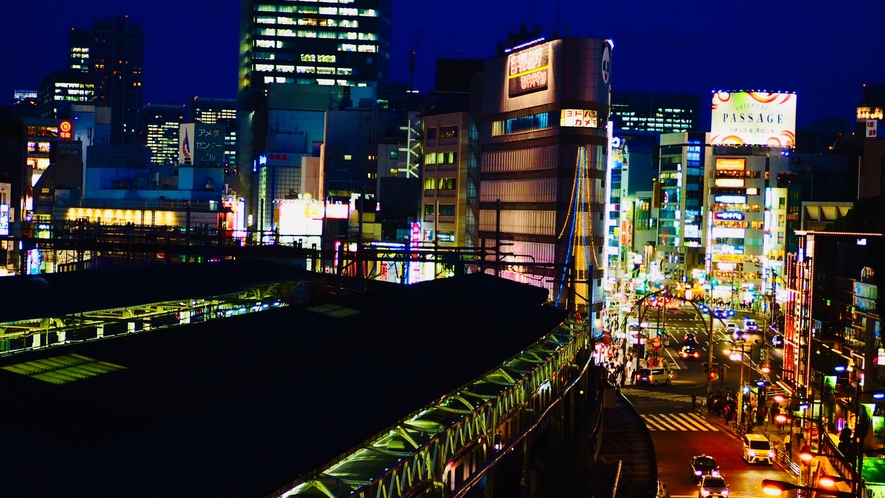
[641,412,719,431]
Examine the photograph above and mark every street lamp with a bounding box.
[762,479,854,498]
[724,340,748,427]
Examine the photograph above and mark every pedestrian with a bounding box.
[784,433,791,455]
[691,391,697,411]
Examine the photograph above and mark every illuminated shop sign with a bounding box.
[857,107,884,120]
[0,204,8,236]
[507,42,549,98]
[58,120,73,139]
[561,109,598,128]
[715,158,746,171]
[712,227,746,238]
[714,195,747,204]
[714,178,745,187]
[714,211,745,221]
[710,91,797,146]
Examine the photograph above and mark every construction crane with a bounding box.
[408,29,421,93]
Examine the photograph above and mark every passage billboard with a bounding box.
[710,92,797,147]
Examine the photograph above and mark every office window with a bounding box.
[439,204,456,216]
[424,204,434,215]
[425,152,437,165]
[425,128,437,140]
[423,178,436,190]
[439,178,456,190]
[440,126,458,139]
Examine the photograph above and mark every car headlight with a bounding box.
[748,450,756,458]
[701,489,710,496]
[769,451,775,459]
[695,470,702,476]
[722,490,729,496]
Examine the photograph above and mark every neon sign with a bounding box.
[714,211,745,221]
[714,195,747,204]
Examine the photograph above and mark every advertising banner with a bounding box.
[507,42,549,98]
[710,92,797,147]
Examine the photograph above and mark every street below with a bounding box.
[621,301,795,497]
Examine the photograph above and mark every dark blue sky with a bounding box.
[2,0,883,127]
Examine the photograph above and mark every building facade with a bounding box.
[74,18,145,147]
[140,104,187,166]
[656,132,708,281]
[237,0,392,228]
[477,37,613,327]
[190,97,238,175]
[420,111,471,248]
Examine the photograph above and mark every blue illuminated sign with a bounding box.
[714,211,745,221]
[714,195,747,204]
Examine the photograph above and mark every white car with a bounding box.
[725,323,739,334]
[698,475,729,498]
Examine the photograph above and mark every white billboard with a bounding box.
[710,92,797,147]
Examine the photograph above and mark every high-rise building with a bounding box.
[140,104,187,166]
[190,97,238,175]
[610,92,702,195]
[37,70,95,119]
[237,0,392,229]
[476,36,612,323]
[656,132,708,281]
[72,17,145,147]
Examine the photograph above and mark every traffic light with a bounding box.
[710,371,718,381]
[702,362,709,373]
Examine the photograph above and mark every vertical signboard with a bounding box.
[867,120,878,138]
[179,124,195,165]
[193,123,226,167]
[0,205,8,236]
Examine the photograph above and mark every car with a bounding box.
[634,367,673,386]
[680,345,701,360]
[714,307,736,318]
[697,475,729,498]
[771,334,784,348]
[684,333,700,347]
[742,433,774,465]
[725,323,748,341]
[700,304,711,314]
[743,319,759,332]
[689,455,720,482]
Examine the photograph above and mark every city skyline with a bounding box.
[1,0,884,127]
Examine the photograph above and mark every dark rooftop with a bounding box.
[0,268,567,498]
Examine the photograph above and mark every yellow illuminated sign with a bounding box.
[714,178,746,187]
[715,158,746,171]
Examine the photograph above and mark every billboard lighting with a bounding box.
[504,37,546,53]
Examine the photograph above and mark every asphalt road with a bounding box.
[621,303,792,497]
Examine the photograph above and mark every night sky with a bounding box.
[2,0,883,127]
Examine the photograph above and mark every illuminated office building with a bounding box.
[238,0,392,234]
[190,97,238,175]
[604,135,629,287]
[656,132,709,281]
[477,37,612,325]
[610,92,702,195]
[238,0,391,194]
[71,17,145,147]
[37,70,95,119]
[140,104,187,166]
